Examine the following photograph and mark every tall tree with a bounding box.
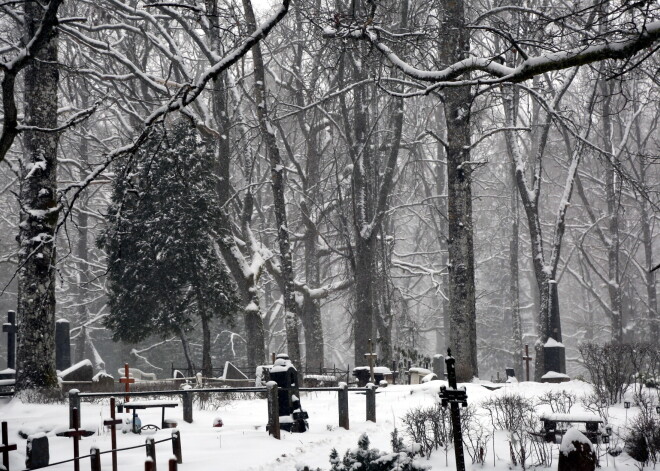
[15,0,62,390]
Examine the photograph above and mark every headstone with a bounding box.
[55,319,71,371]
[544,338,566,374]
[2,311,16,371]
[222,362,248,380]
[25,434,49,469]
[505,368,515,379]
[269,358,308,432]
[59,360,94,382]
[432,354,445,379]
[558,428,596,471]
[92,372,115,391]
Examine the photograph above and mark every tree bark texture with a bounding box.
[15,1,60,390]
[439,0,478,381]
[242,0,302,370]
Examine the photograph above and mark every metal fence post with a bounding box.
[171,430,182,464]
[145,437,156,471]
[90,446,101,471]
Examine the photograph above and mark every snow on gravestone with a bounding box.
[558,428,596,471]
[58,360,93,382]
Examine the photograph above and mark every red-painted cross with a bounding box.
[119,363,135,402]
[56,409,94,471]
[1,422,18,471]
[103,398,122,471]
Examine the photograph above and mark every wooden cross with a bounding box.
[365,338,377,384]
[2,311,16,370]
[119,363,135,402]
[1,422,18,471]
[56,408,94,471]
[103,398,122,471]
[523,344,533,382]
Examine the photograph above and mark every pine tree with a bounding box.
[99,118,240,375]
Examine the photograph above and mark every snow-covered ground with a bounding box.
[0,380,651,470]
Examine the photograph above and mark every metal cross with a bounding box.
[1,422,17,471]
[439,349,468,471]
[56,408,94,471]
[103,398,122,471]
[119,363,135,402]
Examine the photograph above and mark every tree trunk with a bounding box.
[15,0,60,390]
[200,313,213,378]
[242,0,302,370]
[177,328,195,376]
[439,0,478,381]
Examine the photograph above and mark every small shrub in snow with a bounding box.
[329,433,428,471]
[538,391,577,414]
[401,403,451,457]
[625,392,660,466]
[460,405,490,465]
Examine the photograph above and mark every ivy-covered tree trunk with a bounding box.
[15,0,60,390]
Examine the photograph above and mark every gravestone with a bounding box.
[544,338,566,375]
[558,428,596,471]
[55,319,71,371]
[59,360,93,382]
[432,354,445,379]
[269,357,308,432]
[2,311,16,371]
[25,434,49,469]
[505,368,516,379]
[222,362,248,380]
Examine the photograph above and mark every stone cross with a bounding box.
[56,408,94,471]
[103,398,122,471]
[2,311,16,370]
[439,349,468,471]
[523,344,533,382]
[1,421,18,471]
[119,363,135,402]
[364,338,377,384]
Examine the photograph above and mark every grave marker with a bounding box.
[103,398,122,471]
[432,354,444,379]
[439,349,468,471]
[56,408,94,471]
[25,434,48,470]
[365,339,376,384]
[2,311,16,371]
[1,422,18,471]
[119,363,135,402]
[55,319,71,371]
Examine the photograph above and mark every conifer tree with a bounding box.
[99,117,239,376]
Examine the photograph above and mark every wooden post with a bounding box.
[267,382,280,439]
[90,446,101,471]
[119,363,135,402]
[168,458,177,471]
[1,422,18,471]
[182,391,193,423]
[271,352,276,364]
[366,384,376,423]
[523,344,533,382]
[145,458,154,471]
[145,437,156,471]
[68,389,81,429]
[103,398,121,471]
[171,430,182,464]
[338,383,349,430]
